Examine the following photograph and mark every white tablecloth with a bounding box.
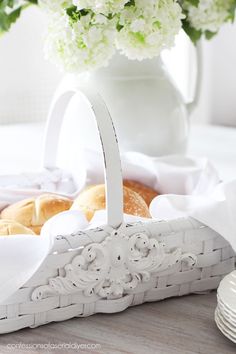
[0,122,236,181]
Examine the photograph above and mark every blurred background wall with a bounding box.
[202,22,236,127]
[0,6,236,126]
[0,7,61,124]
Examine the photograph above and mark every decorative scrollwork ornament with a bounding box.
[32,230,197,301]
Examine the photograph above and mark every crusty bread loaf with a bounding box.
[0,219,36,236]
[123,180,158,206]
[71,184,151,221]
[1,194,73,234]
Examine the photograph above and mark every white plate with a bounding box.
[217,296,236,324]
[217,303,236,326]
[216,307,236,333]
[215,307,236,340]
[217,293,236,316]
[217,271,236,313]
[215,307,236,344]
[215,315,236,343]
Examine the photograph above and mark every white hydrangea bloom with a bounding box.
[44,11,116,73]
[183,0,234,32]
[116,0,184,60]
[39,0,72,13]
[73,0,129,14]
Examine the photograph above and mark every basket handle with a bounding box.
[42,86,124,230]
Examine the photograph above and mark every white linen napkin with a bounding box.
[0,168,79,210]
[150,180,236,252]
[0,154,223,304]
[85,150,220,196]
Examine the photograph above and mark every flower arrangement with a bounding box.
[0,0,235,72]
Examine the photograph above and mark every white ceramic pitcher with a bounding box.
[51,45,201,158]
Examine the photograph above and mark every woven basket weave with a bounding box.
[0,87,235,334]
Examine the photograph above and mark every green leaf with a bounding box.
[78,9,89,17]
[184,0,200,7]
[66,5,77,16]
[0,12,10,32]
[125,0,135,7]
[228,2,236,22]
[0,6,21,32]
[6,0,14,8]
[0,1,8,11]
[66,5,90,24]
[0,0,38,35]
[205,30,217,40]
[0,0,18,10]
[8,6,21,23]
[116,22,123,31]
[182,19,202,44]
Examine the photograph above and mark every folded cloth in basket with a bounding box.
[0,168,78,210]
[151,180,236,252]
[0,153,219,211]
[85,151,220,196]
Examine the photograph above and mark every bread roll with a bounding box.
[1,194,72,234]
[0,219,35,236]
[71,184,151,221]
[123,180,158,206]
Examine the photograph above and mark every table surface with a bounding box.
[0,122,236,354]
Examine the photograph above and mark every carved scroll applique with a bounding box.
[32,230,196,301]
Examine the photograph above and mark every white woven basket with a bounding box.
[0,87,235,334]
